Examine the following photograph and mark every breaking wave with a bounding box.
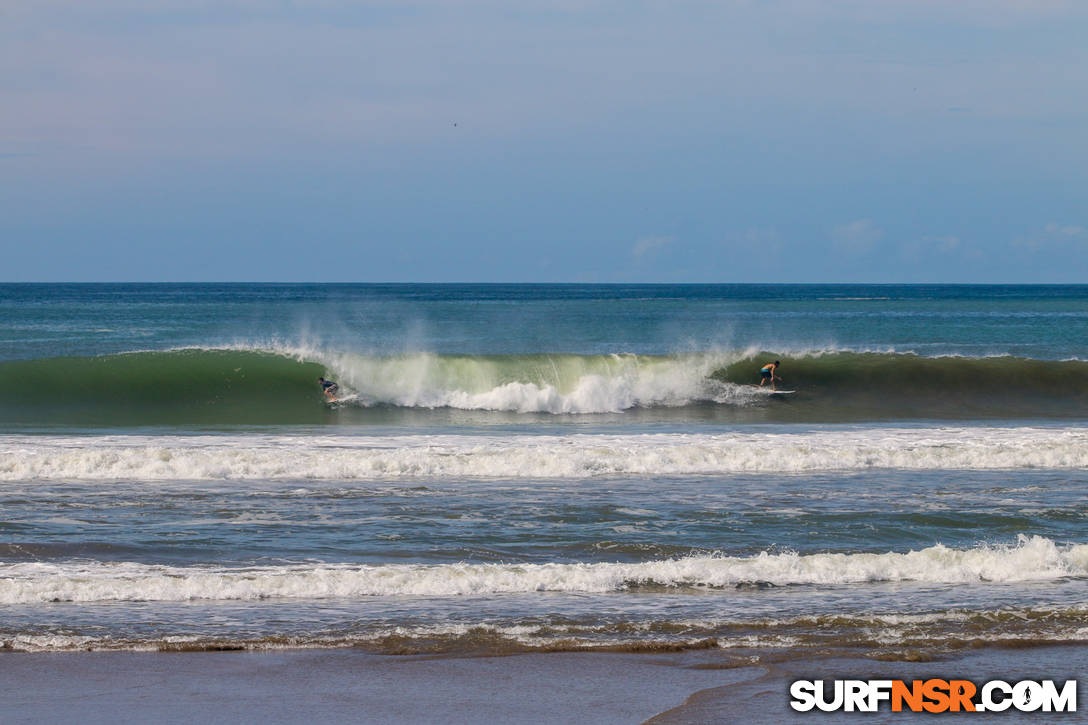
[0,346,1086,424]
[2,536,1083,604]
[3,427,1087,480]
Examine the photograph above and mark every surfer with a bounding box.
[318,377,339,401]
[759,360,782,390]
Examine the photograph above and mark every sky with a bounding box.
[2,0,1087,282]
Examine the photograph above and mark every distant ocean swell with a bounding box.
[1,347,1086,423]
[4,428,1087,480]
[2,536,1083,604]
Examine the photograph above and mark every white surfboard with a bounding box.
[752,381,796,391]
[747,385,796,395]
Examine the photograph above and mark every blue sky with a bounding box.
[2,1,1087,282]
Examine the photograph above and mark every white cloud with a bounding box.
[929,234,961,252]
[1043,222,1087,238]
[830,219,883,254]
[1013,222,1088,250]
[632,236,672,259]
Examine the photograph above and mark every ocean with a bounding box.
[1,283,1086,659]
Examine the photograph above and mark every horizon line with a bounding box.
[1,281,1086,287]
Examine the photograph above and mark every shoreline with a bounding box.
[3,644,1084,724]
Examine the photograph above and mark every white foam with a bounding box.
[2,426,1087,481]
[6,634,101,652]
[6,603,1087,652]
[1,536,1083,604]
[185,342,767,413]
[319,350,753,413]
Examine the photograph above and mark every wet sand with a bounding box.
[1,646,1084,724]
[651,645,1087,724]
[0,649,761,725]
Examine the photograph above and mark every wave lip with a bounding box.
[4,427,1088,480]
[2,536,1084,604]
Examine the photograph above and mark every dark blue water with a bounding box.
[2,283,1086,361]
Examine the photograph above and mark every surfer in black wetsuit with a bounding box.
[318,377,339,400]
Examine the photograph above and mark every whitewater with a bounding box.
[3,536,1085,604]
[4,427,1087,481]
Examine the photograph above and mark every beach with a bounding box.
[4,646,1084,724]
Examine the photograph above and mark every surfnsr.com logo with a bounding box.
[790,679,1077,713]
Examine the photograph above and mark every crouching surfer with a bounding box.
[759,360,782,391]
[319,377,339,401]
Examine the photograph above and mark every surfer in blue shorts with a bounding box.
[318,377,339,400]
[759,360,781,390]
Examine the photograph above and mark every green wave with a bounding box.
[714,352,1088,418]
[0,350,327,425]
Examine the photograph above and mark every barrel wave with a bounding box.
[1,347,1086,426]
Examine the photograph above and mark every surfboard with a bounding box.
[747,386,796,395]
